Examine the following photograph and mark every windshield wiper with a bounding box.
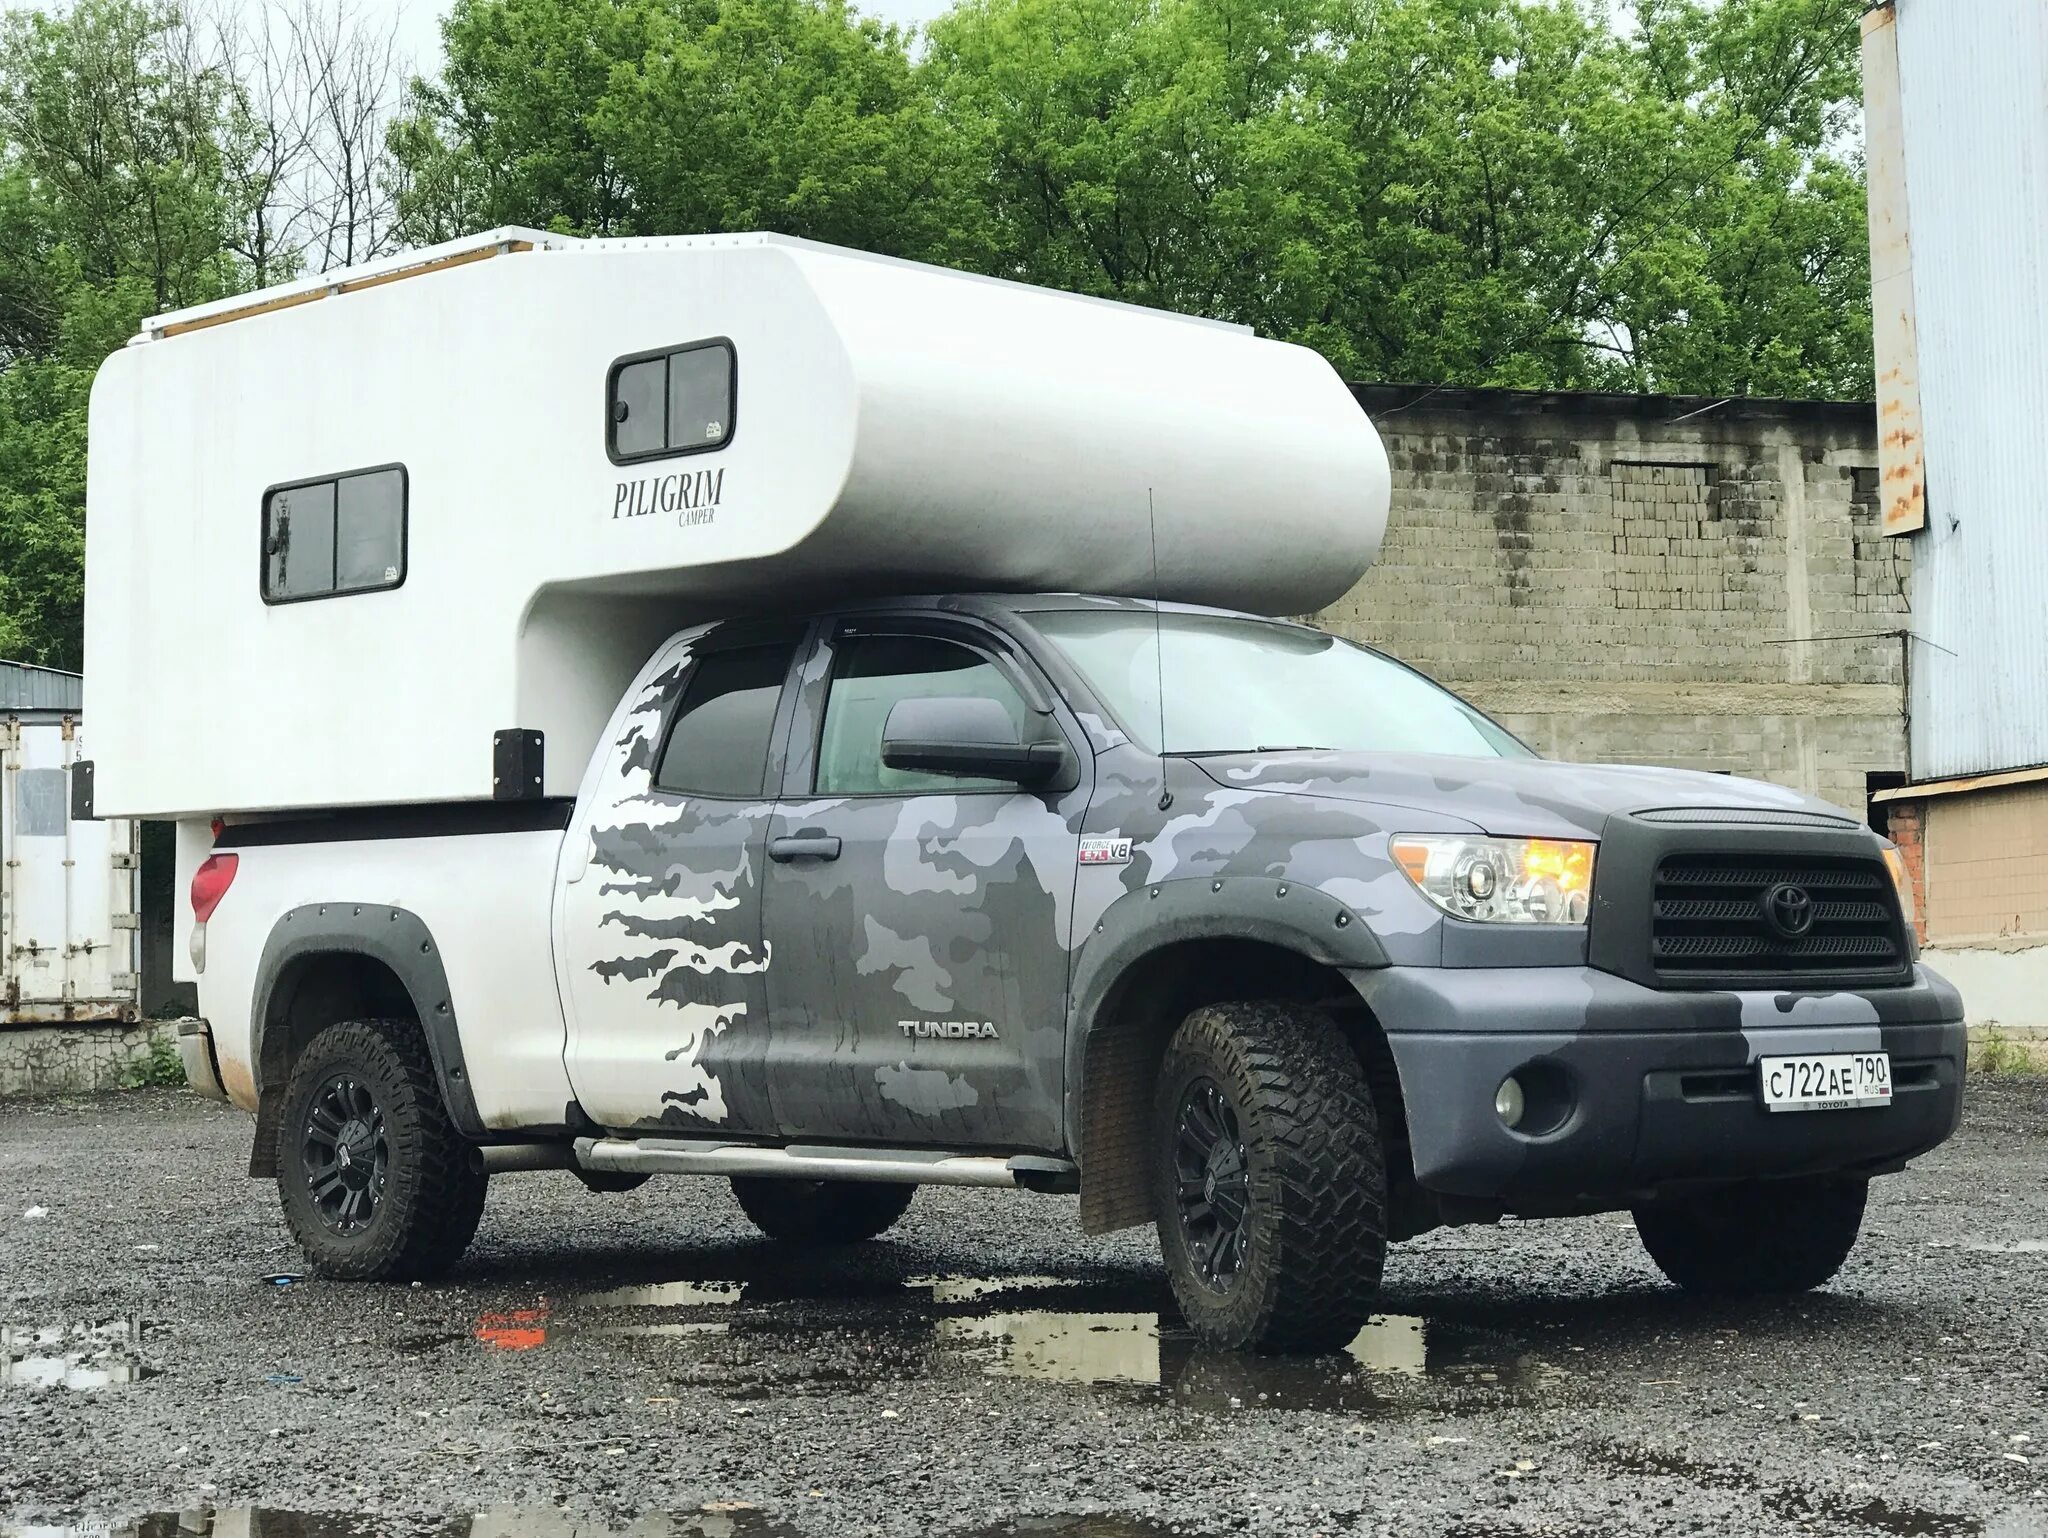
[1173,745,1335,757]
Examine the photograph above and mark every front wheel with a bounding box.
[276,1018,487,1281]
[730,1177,915,1244]
[1634,1177,1868,1293]
[1151,1000,1388,1353]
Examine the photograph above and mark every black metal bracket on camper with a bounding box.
[69,759,96,821]
[492,729,544,801]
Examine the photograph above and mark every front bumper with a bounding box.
[1350,964,1965,1207]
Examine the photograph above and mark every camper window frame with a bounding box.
[258,462,409,607]
[605,337,737,466]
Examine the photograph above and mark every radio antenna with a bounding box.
[1148,488,1172,811]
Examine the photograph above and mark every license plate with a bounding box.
[1759,1052,1892,1113]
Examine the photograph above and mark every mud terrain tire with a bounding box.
[731,1178,915,1244]
[1634,1177,1868,1293]
[277,1018,487,1281]
[1151,1000,1387,1353]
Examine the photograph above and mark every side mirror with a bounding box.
[881,697,1067,786]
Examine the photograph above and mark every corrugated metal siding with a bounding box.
[1895,0,2048,780]
[0,662,83,712]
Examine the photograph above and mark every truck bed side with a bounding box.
[194,819,574,1128]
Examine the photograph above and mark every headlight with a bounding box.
[1880,840,1916,929]
[1391,836,1596,925]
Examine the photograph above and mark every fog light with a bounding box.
[1494,1075,1525,1129]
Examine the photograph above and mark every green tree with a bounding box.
[925,0,1872,395]
[393,0,988,263]
[0,0,252,667]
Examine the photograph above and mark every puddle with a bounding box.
[939,1311,1161,1386]
[584,1280,746,1308]
[1769,1494,1983,1538]
[908,1274,1084,1304]
[0,1508,1186,1538]
[0,1318,152,1392]
[1591,1443,1983,1537]
[421,1269,1561,1412]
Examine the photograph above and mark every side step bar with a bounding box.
[576,1137,1078,1191]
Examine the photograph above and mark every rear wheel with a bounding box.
[1151,1000,1387,1353]
[1634,1177,1868,1293]
[277,1018,487,1281]
[730,1177,915,1244]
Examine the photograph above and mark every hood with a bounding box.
[1190,751,1858,840]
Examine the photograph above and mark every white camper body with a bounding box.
[84,229,1390,821]
[1,692,138,1025]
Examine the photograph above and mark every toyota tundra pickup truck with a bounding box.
[171,593,1959,1351]
[82,231,1964,1354]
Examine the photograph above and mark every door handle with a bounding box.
[768,831,842,863]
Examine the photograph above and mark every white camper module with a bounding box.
[83,230,1389,819]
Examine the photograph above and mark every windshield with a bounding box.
[1032,610,1533,760]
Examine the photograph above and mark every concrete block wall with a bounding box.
[0,1020,177,1098]
[1319,388,1904,817]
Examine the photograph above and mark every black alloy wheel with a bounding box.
[1172,1077,1251,1291]
[1150,1000,1388,1352]
[300,1073,390,1234]
[276,1018,487,1280]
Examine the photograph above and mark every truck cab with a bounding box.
[83,233,1965,1353]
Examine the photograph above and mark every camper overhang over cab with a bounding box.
[83,229,1391,820]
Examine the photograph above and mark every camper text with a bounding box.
[614,467,724,527]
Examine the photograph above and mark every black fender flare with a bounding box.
[1062,875,1388,1225]
[248,903,483,1173]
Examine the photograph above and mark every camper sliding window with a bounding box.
[607,339,735,464]
[261,465,406,604]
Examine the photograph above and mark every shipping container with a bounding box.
[1,664,139,1024]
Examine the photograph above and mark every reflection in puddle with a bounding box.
[939,1312,1160,1385]
[1,1318,152,1392]
[909,1275,1083,1304]
[584,1280,746,1308]
[483,1270,1562,1409]
[408,1270,1563,1411]
[0,1508,1186,1538]
[474,1309,551,1351]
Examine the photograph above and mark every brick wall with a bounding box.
[1316,388,1904,817]
[1922,781,2048,944]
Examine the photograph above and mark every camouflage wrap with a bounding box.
[553,595,1965,1215]
[559,628,790,1135]
[755,620,1090,1152]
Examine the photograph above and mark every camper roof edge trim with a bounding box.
[136,227,574,343]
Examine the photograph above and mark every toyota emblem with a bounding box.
[1761,882,1816,940]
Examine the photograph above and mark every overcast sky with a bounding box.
[378,0,956,70]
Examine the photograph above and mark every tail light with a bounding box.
[191,853,239,923]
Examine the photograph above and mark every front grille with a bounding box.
[1649,852,1908,983]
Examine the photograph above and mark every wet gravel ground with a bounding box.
[3,1084,2048,1538]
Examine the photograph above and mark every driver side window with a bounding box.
[816,633,1031,795]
